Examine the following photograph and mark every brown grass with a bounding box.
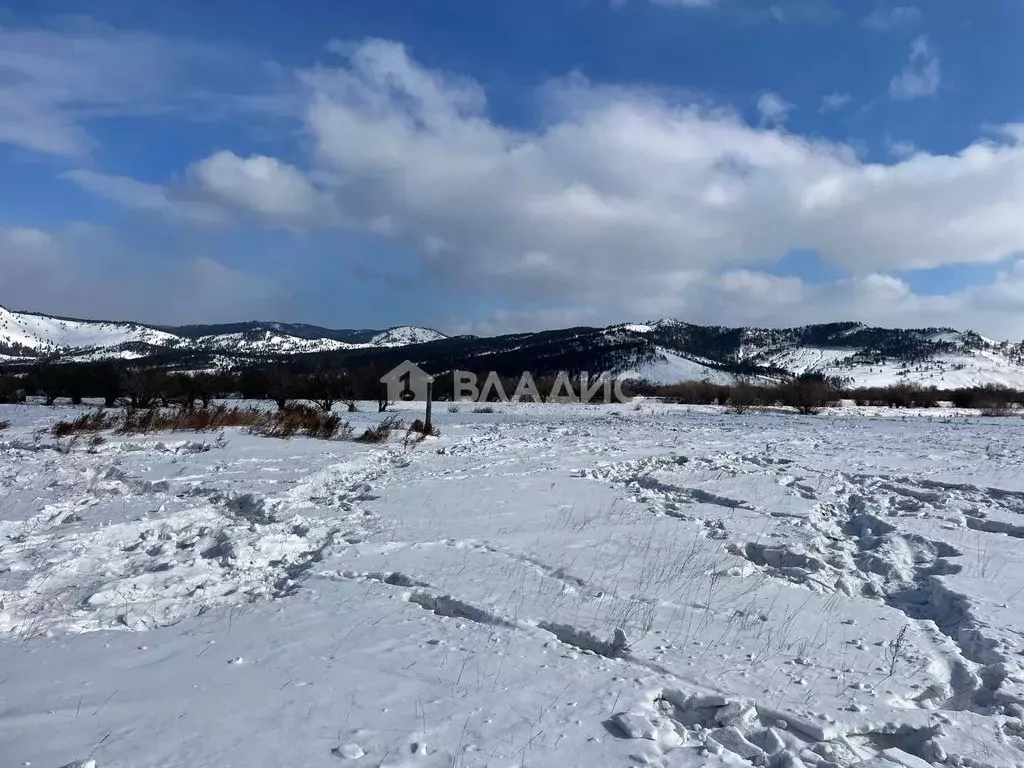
[52,404,351,441]
[357,414,403,443]
[256,404,352,440]
[0,420,9,431]
[408,418,439,437]
[52,411,119,437]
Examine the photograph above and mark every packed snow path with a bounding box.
[2,402,1024,767]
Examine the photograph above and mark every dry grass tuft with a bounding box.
[408,418,439,437]
[256,404,352,440]
[357,414,403,444]
[52,411,119,437]
[52,404,352,441]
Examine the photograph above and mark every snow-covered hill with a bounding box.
[0,305,448,362]
[0,306,179,357]
[3,304,1024,389]
[370,326,448,347]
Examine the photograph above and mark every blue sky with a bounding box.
[2,1,1024,337]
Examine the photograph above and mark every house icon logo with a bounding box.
[380,361,435,402]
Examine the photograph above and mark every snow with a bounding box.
[196,330,357,355]
[3,401,1024,768]
[760,346,1024,389]
[0,305,178,353]
[620,347,736,385]
[370,325,448,347]
[0,306,446,360]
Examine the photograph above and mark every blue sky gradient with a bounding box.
[2,1,1024,336]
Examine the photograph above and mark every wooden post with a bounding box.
[425,381,433,431]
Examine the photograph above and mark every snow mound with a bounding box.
[370,326,447,347]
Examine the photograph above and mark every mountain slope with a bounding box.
[2,304,1023,388]
[0,306,179,358]
[0,305,447,362]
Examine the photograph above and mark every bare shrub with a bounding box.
[52,404,352,441]
[659,380,730,406]
[778,374,840,415]
[849,384,940,408]
[52,411,119,437]
[727,377,762,414]
[447,403,460,413]
[981,402,1016,418]
[357,414,403,444]
[256,404,352,440]
[117,405,266,435]
[0,420,9,431]
[472,405,496,414]
[408,418,439,437]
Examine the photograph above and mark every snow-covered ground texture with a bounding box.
[3,402,1024,768]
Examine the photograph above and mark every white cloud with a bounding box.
[190,151,336,226]
[819,92,852,113]
[756,91,793,125]
[890,36,941,100]
[443,263,1024,340]
[887,139,917,158]
[0,20,293,157]
[0,225,284,324]
[65,170,228,224]
[66,38,1024,337]
[864,6,921,32]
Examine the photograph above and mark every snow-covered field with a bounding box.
[3,402,1024,768]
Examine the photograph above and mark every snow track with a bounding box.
[4,403,1024,768]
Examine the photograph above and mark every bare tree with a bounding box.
[119,367,167,409]
[265,366,296,411]
[727,376,761,414]
[307,364,347,413]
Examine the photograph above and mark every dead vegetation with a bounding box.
[51,404,352,441]
[0,420,9,431]
[356,414,403,444]
[52,411,119,437]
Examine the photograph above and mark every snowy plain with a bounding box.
[2,401,1024,768]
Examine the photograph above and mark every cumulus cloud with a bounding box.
[190,151,336,226]
[443,262,1024,340]
[890,36,941,100]
[64,38,1024,337]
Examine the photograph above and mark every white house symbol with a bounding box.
[380,361,434,402]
